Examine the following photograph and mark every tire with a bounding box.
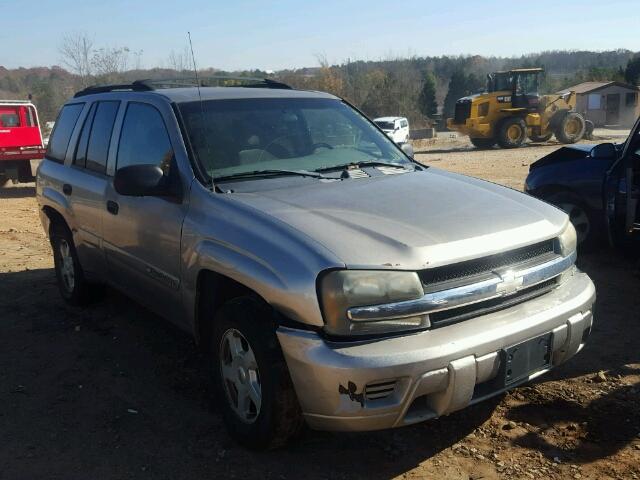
[555,112,586,144]
[50,222,96,305]
[529,132,553,143]
[17,162,34,183]
[546,193,599,251]
[497,117,527,148]
[211,296,303,450]
[584,120,595,140]
[470,137,496,149]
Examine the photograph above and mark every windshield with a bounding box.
[375,121,395,130]
[178,97,408,181]
[488,72,512,92]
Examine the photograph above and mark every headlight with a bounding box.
[319,270,426,337]
[558,221,577,257]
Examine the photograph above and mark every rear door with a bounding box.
[65,100,121,276]
[102,100,188,319]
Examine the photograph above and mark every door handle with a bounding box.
[106,200,119,215]
[62,184,72,195]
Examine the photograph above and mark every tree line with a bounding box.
[1,33,638,128]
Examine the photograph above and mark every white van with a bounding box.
[373,116,410,144]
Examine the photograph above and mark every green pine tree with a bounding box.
[418,72,438,119]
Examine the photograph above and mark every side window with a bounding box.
[26,106,38,127]
[46,103,84,163]
[117,103,172,174]
[85,101,119,173]
[74,103,97,168]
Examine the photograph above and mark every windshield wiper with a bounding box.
[214,169,329,182]
[316,160,411,172]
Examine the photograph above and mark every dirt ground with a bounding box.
[1,136,640,480]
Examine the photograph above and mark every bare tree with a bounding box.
[91,46,131,82]
[167,47,191,74]
[59,33,94,86]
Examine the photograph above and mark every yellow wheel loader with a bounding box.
[446,68,592,149]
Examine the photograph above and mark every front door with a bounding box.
[606,94,620,125]
[102,101,188,320]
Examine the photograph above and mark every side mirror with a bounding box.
[114,164,170,196]
[591,143,616,159]
[400,142,414,158]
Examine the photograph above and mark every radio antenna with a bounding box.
[187,31,203,101]
[187,32,216,191]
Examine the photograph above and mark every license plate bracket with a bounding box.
[503,332,552,386]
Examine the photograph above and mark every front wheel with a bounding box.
[211,297,303,449]
[497,117,527,148]
[546,193,599,250]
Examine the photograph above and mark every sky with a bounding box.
[2,0,640,72]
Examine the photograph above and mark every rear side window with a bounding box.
[85,101,119,173]
[26,106,38,127]
[47,104,84,163]
[73,103,97,168]
[117,103,172,173]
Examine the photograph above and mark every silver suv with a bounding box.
[37,79,595,449]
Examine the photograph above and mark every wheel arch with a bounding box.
[195,269,274,351]
[42,205,71,238]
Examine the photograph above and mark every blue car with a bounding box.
[525,119,640,249]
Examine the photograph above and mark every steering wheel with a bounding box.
[311,142,334,150]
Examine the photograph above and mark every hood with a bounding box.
[231,169,568,270]
[529,144,594,170]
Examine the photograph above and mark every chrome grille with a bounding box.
[419,239,555,287]
[429,277,558,328]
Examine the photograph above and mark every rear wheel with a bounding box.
[497,117,527,148]
[555,112,586,144]
[17,162,34,183]
[50,223,93,305]
[211,297,303,450]
[470,137,496,149]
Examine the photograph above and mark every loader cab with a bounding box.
[487,68,542,111]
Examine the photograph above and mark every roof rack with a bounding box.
[74,83,153,98]
[73,76,292,98]
[135,76,292,90]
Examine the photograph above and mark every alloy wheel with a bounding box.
[57,238,75,293]
[219,328,262,423]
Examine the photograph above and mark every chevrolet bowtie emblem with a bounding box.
[496,270,524,295]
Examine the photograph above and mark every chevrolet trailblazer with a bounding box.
[37,78,595,449]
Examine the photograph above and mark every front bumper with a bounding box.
[277,271,595,432]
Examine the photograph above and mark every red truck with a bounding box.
[0,100,46,185]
